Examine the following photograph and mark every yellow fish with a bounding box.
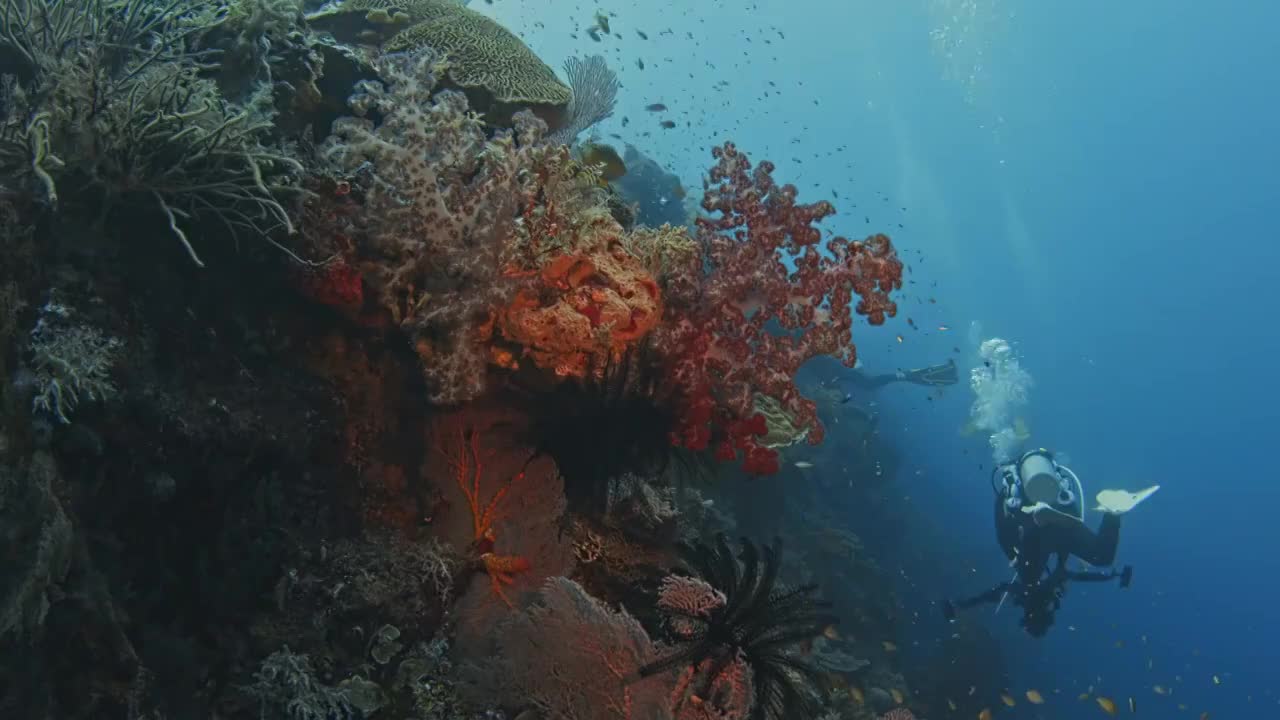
[822,624,839,640]
[1153,685,1168,695]
[1000,692,1016,707]
[1025,689,1045,704]
[891,688,905,705]
[1096,696,1117,716]
[578,142,627,181]
[1078,693,1091,701]
[882,641,898,652]
[977,709,992,720]
[849,687,865,706]
[947,699,958,711]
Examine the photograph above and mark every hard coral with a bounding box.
[384,4,572,128]
[654,143,903,473]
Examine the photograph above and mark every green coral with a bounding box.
[385,8,571,106]
[244,647,356,720]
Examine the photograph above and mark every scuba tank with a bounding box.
[991,449,1084,521]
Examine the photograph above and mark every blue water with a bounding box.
[485,0,1278,715]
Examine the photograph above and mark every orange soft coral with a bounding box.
[498,231,661,378]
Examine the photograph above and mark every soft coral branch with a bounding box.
[656,142,904,473]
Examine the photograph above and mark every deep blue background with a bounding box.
[485,0,1279,715]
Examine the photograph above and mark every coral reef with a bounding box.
[0,0,303,266]
[319,49,653,403]
[0,4,926,719]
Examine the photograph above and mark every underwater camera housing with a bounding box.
[993,449,1085,520]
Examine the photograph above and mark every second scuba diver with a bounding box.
[944,449,1159,637]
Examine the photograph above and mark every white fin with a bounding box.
[1094,485,1161,514]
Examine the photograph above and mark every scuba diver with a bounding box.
[830,358,959,403]
[943,449,1159,637]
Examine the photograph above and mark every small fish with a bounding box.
[947,699,957,711]
[794,461,814,469]
[938,324,950,331]
[594,11,610,34]
[1212,675,1220,685]
[1000,692,1016,707]
[896,334,904,343]
[1096,696,1117,716]
[881,641,897,652]
[850,687,865,706]
[1025,689,1045,704]
[840,393,853,404]
[1153,685,1167,695]
[968,686,976,696]
[890,689,905,705]
[1078,693,1091,701]
[1199,713,1210,720]
[636,58,644,70]
[822,624,839,640]
[977,709,992,720]
[645,103,667,111]
[1128,697,1136,714]
[659,120,676,129]
[587,26,601,42]
[636,29,648,39]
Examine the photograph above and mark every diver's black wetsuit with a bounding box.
[952,497,1125,614]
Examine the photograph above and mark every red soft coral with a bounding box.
[656,142,903,473]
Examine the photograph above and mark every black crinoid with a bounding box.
[640,535,839,720]
[516,340,712,514]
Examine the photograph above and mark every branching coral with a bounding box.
[652,142,904,474]
[244,647,356,720]
[26,297,123,424]
[0,0,305,266]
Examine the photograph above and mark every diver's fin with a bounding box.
[1020,501,1085,528]
[1094,485,1160,514]
[906,359,959,387]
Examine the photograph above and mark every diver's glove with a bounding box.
[1094,486,1161,514]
